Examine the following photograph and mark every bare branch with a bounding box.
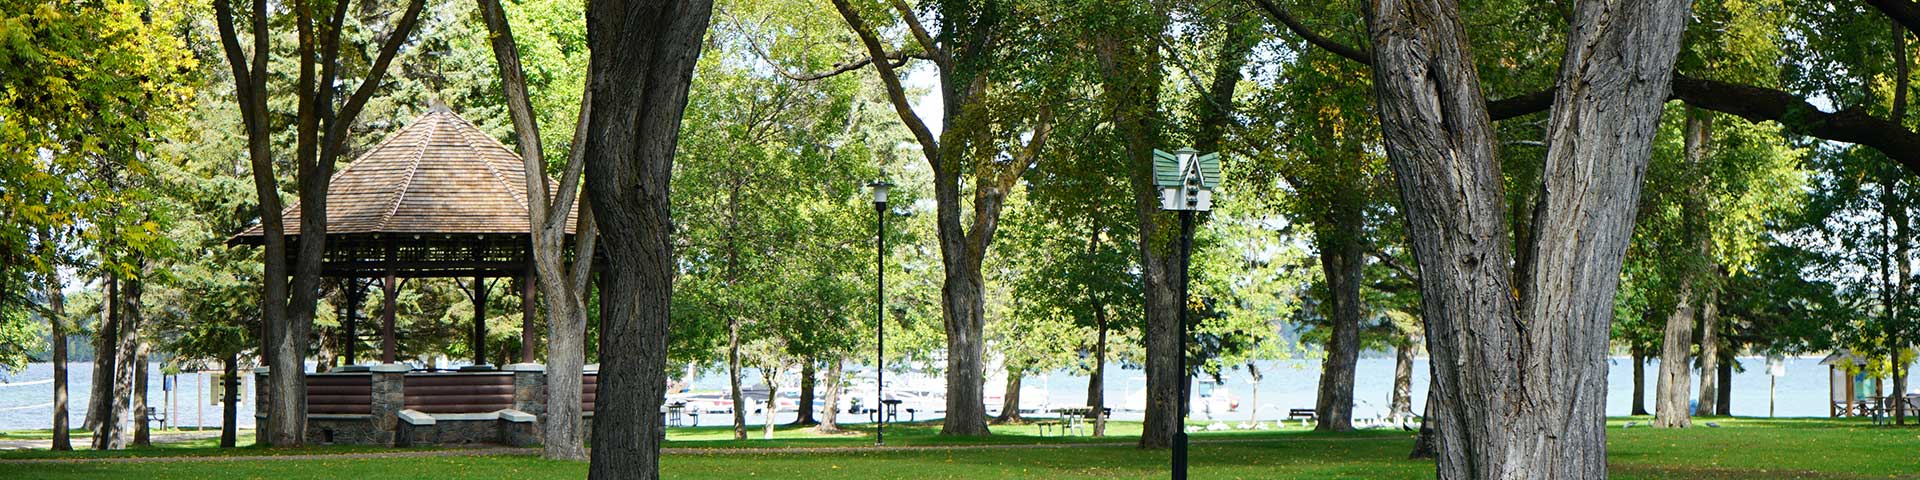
[1247,0,1372,65]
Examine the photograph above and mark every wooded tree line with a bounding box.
[13,0,1920,478]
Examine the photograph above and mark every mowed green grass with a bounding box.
[3,418,1916,479]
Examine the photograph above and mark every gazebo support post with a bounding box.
[343,279,365,366]
[520,264,536,363]
[473,276,489,367]
[382,240,398,364]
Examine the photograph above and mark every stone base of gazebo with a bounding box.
[255,363,597,446]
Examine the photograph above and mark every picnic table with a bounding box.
[1045,407,1111,436]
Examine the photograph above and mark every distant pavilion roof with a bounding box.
[230,106,579,278]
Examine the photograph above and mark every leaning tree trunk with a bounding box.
[816,358,843,434]
[993,372,1023,424]
[1631,345,1650,416]
[1367,0,1690,477]
[1697,285,1722,416]
[581,0,712,477]
[1313,219,1365,432]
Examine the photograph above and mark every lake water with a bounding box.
[0,356,1888,430]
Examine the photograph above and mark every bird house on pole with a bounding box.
[1153,148,1221,212]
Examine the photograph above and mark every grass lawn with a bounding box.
[2,417,1914,479]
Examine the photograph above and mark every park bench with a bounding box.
[1288,408,1317,427]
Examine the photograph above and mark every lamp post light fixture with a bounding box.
[1151,147,1219,480]
[868,179,893,446]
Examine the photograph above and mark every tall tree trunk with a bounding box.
[1313,221,1364,432]
[815,358,843,434]
[133,344,150,447]
[1892,90,1913,424]
[1087,4,1178,450]
[581,0,712,477]
[476,0,598,459]
[1697,284,1722,416]
[1367,0,1691,476]
[47,263,71,450]
[829,0,1048,438]
[1391,341,1414,421]
[794,360,818,426]
[221,354,238,448]
[1716,354,1733,416]
[937,264,991,435]
[1631,345,1650,416]
[85,275,116,436]
[102,271,141,450]
[993,372,1023,424]
[1089,310,1108,437]
[213,0,426,448]
[728,319,746,440]
[1656,109,1714,428]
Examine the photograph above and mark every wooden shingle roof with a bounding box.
[234,107,577,242]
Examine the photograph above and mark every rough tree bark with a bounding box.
[1367,0,1691,477]
[580,0,712,477]
[476,0,599,458]
[1696,284,1722,416]
[1313,217,1364,432]
[1656,109,1714,428]
[830,0,1049,436]
[1390,340,1414,421]
[815,358,843,434]
[213,0,425,446]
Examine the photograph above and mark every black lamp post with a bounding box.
[1152,148,1219,480]
[869,179,893,446]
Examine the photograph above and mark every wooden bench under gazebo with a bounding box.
[230,105,595,446]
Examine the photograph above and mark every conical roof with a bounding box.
[234,107,577,242]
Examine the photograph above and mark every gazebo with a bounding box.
[230,105,593,446]
[1820,350,1880,417]
[231,104,577,366]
